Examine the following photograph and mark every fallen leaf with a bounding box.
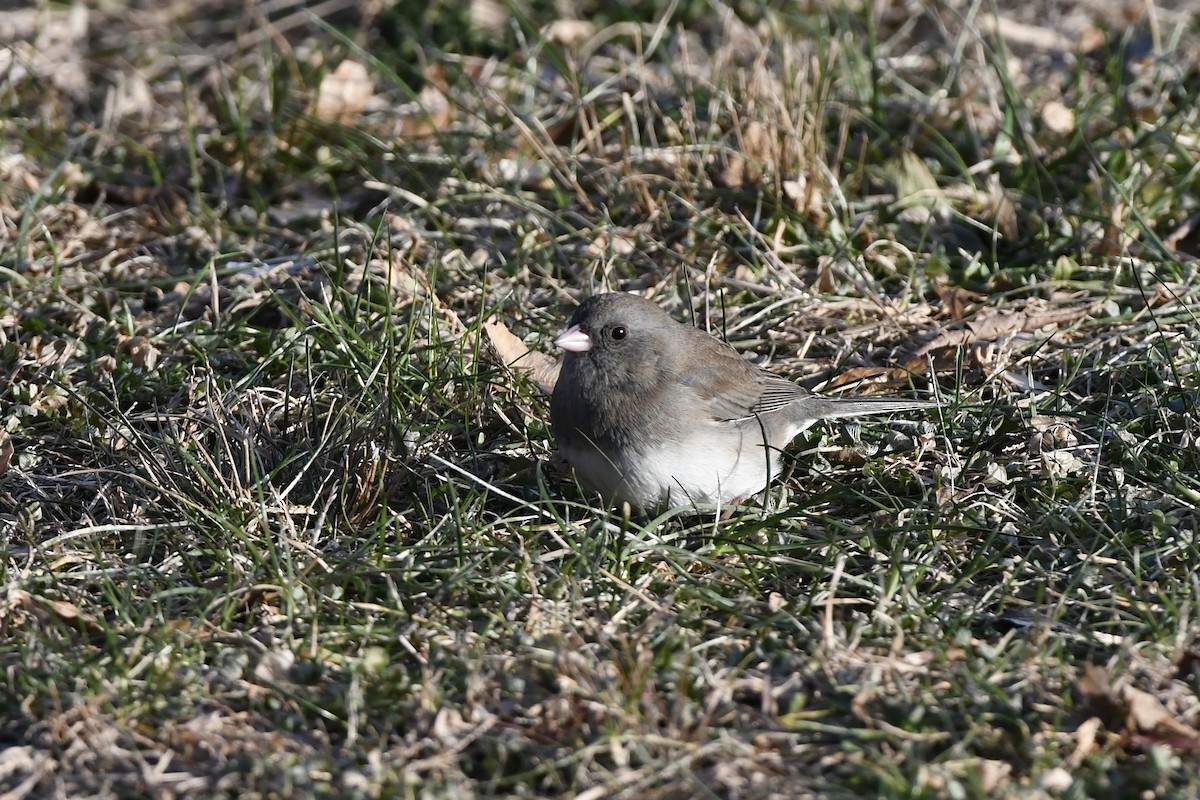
[44,598,82,620]
[821,366,925,393]
[1039,449,1086,478]
[1077,663,1200,753]
[934,285,985,320]
[483,319,561,395]
[0,432,12,476]
[908,302,1097,364]
[118,334,160,371]
[1121,684,1200,745]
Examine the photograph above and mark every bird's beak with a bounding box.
[554,324,592,353]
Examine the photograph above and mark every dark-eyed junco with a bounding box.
[549,292,937,509]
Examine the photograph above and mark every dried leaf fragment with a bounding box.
[933,285,985,321]
[483,319,561,395]
[822,366,926,393]
[117,334,160,371]
[909,302,1097,362]
[0,432,12,476]
[1077,663,1200,753]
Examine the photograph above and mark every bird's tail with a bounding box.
[806,396,939,421]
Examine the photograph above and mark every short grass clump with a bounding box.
[3,0,1200,797]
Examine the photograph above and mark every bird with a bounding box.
[548,292,937,510]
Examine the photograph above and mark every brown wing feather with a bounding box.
[669,315,934,424]
[672,325,811,421]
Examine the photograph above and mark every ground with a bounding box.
[2,0,1200,797]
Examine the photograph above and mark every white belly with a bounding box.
[564,421,779,509]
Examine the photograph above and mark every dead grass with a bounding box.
[3,0,1200,797]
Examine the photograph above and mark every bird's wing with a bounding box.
[674,329,809,421]
[750,376,814,415]
[674,329,931,425]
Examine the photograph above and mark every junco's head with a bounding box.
[549,292,936,510]
[552,293,685,391]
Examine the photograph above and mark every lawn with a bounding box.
[2,0,1200,797]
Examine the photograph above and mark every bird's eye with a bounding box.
[610,326,627,340]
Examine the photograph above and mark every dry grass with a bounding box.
[3,0,1200,797]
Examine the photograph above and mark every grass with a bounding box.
[3,0,1200,797]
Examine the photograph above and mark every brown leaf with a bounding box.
[1076,663,1129,731]
[933,285,985,321]
[483,319,561,395]
[909,302,1097,361]
[1077,663,1200,753]
[822,366,925,393]
[118,334,160,371]
[1121,684,1200,746]
[44,598,83,620]
[0,431,12,476]
[7,591,101,631]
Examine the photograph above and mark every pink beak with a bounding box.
[554,324,592,353]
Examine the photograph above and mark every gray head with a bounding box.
[554,293,683,391]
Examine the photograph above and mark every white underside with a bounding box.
[564,420,787,509]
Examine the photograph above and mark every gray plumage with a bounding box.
[549,292,936,509]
